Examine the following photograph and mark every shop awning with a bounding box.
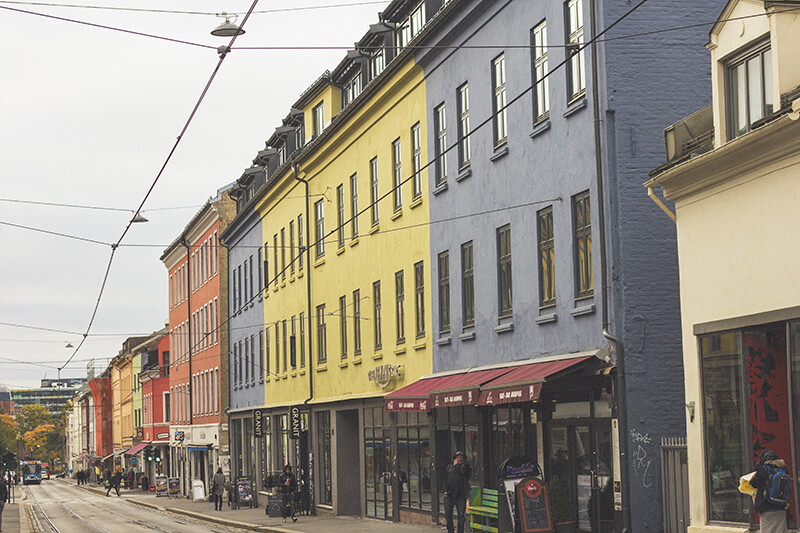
[101,453,113,461]
[124,441,150,456]
[187,444,211,452]
[429,367,516,408]
[384,374,457,411]
[478,355,595,406]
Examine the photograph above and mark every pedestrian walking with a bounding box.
[750,449,791,533]
[106,469,121,497]
[0,476,7,532]
[278,464,297,522]
[211,467,226,511]
[443,451,471,533]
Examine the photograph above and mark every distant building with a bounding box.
[0,386,14,416]
[12,378,86,415]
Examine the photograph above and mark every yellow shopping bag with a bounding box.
[738,471,756,501]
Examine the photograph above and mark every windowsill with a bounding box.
[258,295,263,302]
[410,196,423,209]
[530,119,551,139]
[490,144,509,162]
[349,236,360,247]
[495,322,515,334]
[372,351,383,360]
[289,275,295,283]
[394,346,406,356]
[282,373,289,380]
[281,280,287,288]
[259,378,264,384]
[352,356,362,365]
[459,330,476,342]
[455,167,472,182]
[314,257,325,268]
[316,364,328,373]
[390,209,403,221]
[338,360,349,368]
[369,223,380,235]
[413,339,426,350]
[298,369,306,376]
[264,377,270,382]
[571,303,596,317]
[536,312,558,325]
[436,335,451,346]
[432,182,448,195]
[290,371,298,378]
[563,96,587,118]
[298,268,304,278]
[336,246,345,256]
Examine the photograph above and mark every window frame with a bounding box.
[531,20,550,121]
[392,138,403,212]
[497,224,513,318]
[411,122,422,199]
[726,40,773,140]
[565,0,586,101]
[438,251,450,335]
[373,280,382,350]
[414,261,425,338]
[491,53,508,147]
[314,199,325,259]
[396,270,406,344]
[316,304,327,364]
[353,289,362,355]
[461,241,475,328]
[370,157,380,226]
[457,84,471,168]
[434,104,448,186]
[313,101,325,138]
[340,295,348,358]
[350,173,359,238]
[573,191,593,299]
[337,184,345,248]
[537,206,556,308]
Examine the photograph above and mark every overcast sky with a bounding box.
[0,0,388,389]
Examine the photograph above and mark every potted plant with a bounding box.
[548,477,577,533]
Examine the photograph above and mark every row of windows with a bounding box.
[168,369,220,424]
[169,231,219,309]
[435,191,593,334]
[169,297,219,366]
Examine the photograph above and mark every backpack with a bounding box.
[764,465,792,506]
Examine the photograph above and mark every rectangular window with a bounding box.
[273,234,279,282]
[492,54,507,146]
[414,261,425,338]
[392,139,402,211]
[532,21,550,120]
[232,266,238,311]
[317,304,327,364]
[337,184,345,248]
[411,123,422,199]
[434,104,447,186]
[573,191,593,298]
[373,281,382,349]
[339,295,348,358]
[276,323,281,374]
[537,207,556,307]
[350,174,359,238]
[497,224,513,317]
[283,319,288,373]
[370,47,385,80]
[257,248,263,294]
[249,255,254,298]
[457,84,471,168]
[298,214,304,270]
[315,199,325,258]
[566,0,585,100]
[281,228,286,280]
[395,270,405,344]
[265,327,270,377]
[728,43,772,139]
[243,262,249,304]
[291,316,297,368]
[461,241,474,327]
[244,336,250,382]
[342,67,362,107]
[289,220,296,275]
[237,265,243,309]
[438,251,450,334]
[259,330,264,382]
[299,311,306,368]
[313,102,324,138]
[370,157,379,226]
[263,242,269,289]
[353,289,362,355]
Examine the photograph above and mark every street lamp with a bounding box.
[211,12,245,37]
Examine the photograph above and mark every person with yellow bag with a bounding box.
[744,449,791,533]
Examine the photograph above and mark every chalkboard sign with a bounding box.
[267,494,284,517]
[168,477,180,496]
[236,477,254,508]
[155,475,168,497]
[516,477,552,533]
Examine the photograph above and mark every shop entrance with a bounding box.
[549,421,614,533]
[365,405,393,520]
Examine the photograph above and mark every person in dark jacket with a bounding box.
[211,467,226,511]
[750,449,789,533]
[278,464,298,522]
[106,469,121,497]
[444,451,472,533]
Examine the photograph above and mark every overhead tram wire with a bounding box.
[57,0,261,375]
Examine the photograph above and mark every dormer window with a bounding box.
[727,42,772,140]
[278,144,287,165]
[342,66,362,107]
[370,47,385,81]
[313,102,325,138]
[397,3,425,48]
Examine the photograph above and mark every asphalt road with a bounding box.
[24,480,249,533]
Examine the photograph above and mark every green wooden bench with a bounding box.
[468,487,499,533]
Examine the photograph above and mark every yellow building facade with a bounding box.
[254,56,432,519]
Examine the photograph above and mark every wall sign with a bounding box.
[368,364,403,389]
[290,406,301,439]
[254,409,263,438]
[175,431,185,442]
[157,432,170,440]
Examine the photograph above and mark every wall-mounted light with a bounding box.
[685,401,695,423]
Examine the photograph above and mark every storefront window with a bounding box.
[396,411,432,511]
[260,415,272,486]
[243,417,253,477]
[435,407,480,509]
[232,418,243,477]
[276,414,289,469]
[317,411,333,506]
[701,324,796,525]
[365,407,392,519]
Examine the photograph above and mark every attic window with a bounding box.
[313,102,325,138]
[727,42,773,140]
[397,3,425,48]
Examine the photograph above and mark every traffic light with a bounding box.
[145,446,155,462]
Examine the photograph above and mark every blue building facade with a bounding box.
[412,0,725,530]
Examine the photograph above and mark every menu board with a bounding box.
[168,477,180,496]
[155,475,168,497]
[236,477,254,507]
[516,477,552,533]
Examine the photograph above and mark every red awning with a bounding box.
[478,356,593,406]
[124,441,151,456]
[429,367,515,408]
[384,374,456,411]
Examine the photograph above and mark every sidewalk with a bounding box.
[1,502,21,533]
[65,479,442,533]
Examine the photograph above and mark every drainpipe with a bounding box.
[292,161,315,515]
[589,1,631,531]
